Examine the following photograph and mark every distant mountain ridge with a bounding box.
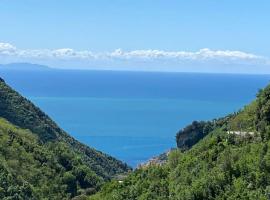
[0,63,52,71]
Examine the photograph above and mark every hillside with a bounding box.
[90,83,270,200]
[0,78,130,199]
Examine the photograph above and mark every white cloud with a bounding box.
[0,42,17,55]
[0,42,269,72]
[107,48,263,61]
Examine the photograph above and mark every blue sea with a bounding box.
[1,69,270,167]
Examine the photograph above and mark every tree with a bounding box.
[63,172,77,197]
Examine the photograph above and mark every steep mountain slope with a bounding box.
[91,83,270,200]
[0,77,130,199]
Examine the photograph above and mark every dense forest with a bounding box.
[0,78,130,199]
[90,83,270,199]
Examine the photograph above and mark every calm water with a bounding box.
[1,69,269,167]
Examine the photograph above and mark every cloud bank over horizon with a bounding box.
[0,42,269,74]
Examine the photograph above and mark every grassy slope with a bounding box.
[91,85,270,199]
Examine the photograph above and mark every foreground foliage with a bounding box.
[0,118,102,199]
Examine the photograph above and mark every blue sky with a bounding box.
[0,0,270,73]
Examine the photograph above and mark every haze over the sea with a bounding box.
[1,1,270,73]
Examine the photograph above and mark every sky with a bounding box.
[0,0,270,73]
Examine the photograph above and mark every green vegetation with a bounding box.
[91,83,270,199]
[0,78,130,199]
[0,118,102,199]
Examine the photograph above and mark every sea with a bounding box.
[1,69,270,167]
